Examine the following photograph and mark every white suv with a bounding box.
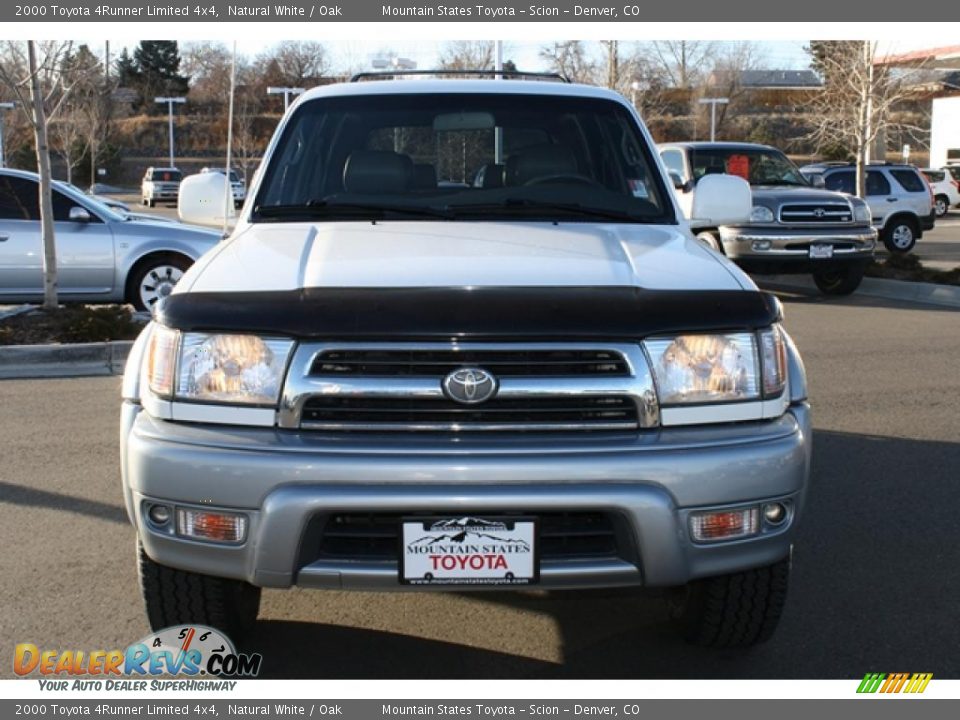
[922,168,960,217]
[805,164,935,253]
[122,76,811,649]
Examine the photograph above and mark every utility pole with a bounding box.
[266,86,305,112]
[698,97,729,142]
[155,96,186,168]
[0,101,14,168]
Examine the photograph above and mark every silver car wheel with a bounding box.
[935,197,948,217]
[139,264,184,308]
[891,223,914,249]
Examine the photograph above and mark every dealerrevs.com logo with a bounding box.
[14,626,262,689]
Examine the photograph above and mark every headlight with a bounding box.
[853,203,871,223]
[178,333,294,405]
[144,326,294,406]
[643,327,787,406]
[750,205,775,223]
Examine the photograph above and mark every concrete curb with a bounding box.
[0,341,134,379]
[761,275,960,309]
[0,305,35,322]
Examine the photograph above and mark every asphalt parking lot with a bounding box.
[1,289,958,679]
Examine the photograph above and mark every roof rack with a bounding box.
[350,69,570,83]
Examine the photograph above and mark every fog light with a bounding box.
[763,503,787,525]
[176,508,247,543]
[751,240,772,252]
[690,507,759,542]
[147,504,171,526]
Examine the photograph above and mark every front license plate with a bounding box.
[809,244,834,259]
[400,516,538,586]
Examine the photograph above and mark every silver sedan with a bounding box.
[0,168,222,311]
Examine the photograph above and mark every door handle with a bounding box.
[0,235,8,242]
[886,197,898,202]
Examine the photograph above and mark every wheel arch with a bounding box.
[124,250,195,304]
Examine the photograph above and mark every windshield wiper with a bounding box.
[446,198,652,222]
[752,180,809,187]
[255,201,454,220]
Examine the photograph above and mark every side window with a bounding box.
[824,171,854,195]
[660,149,686,182]
[889,169,925,193]
[0,176,40,220]
[866,171,891,196]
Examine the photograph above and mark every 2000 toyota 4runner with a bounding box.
[121,76,812,649]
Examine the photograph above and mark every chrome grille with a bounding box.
[311,348,629,377]
[300,395,639,432]
[279,342,659,433]
[779,202,853,224]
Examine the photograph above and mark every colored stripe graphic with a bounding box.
[857,672,932,694]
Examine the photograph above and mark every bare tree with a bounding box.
[643,41,718,89]
[701,42,767,136]
[539,41,598,84]
[259,41,330,86]
[0,41,93,309]
[806,41,926,197]
[182,41,240,106]
[233,86,263,184]
[438,41,496,73]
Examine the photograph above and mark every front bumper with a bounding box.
[123,401,812,591]
[719,225,877,268]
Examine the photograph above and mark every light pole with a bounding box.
[155,97,186,168]
[266,87,305,112]
[698,97,729,142]
[0,102,15,169]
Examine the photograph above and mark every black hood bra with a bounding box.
[156,286,781,341]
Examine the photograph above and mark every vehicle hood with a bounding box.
[179,221,748,293]
[750,186,852,206]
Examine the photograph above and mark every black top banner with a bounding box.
[0,0,937,22]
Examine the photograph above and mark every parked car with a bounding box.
[660,142,876,295]
[920,168,960,217]
[0,168,221,311]
[122,77,812,649]
[141,167,182,207]
[802,163,935,253]
[200,167,246,207]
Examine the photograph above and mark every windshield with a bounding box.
[253,92,673,224]
[151,170,182,182]
[690,147,808,187]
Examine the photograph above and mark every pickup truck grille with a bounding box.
[778,203,853,223]
[300,395,639,432]
[312,348,629,377]
[314,512,624,562]
[280,342,658,433]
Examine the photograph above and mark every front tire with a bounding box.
[812,263,865,295]
[127,254,191,312]
[138,542,261,640]
[696,231,724,254]
[882,217,918,253]
[668,556,790,648]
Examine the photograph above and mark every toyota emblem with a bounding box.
[442,368,498,404]
[814,207,826,218]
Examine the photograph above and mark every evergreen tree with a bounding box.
[129,41,190,113]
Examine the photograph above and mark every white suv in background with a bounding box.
[921,168,960,217]
[804,164,935,253]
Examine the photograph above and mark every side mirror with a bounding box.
[689,174,752,227]
[810,174,826,188]
[69,206,91,223]
[668,172,690,192]
[178,172,236,229]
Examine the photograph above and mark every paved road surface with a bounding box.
[1,289,958,679]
